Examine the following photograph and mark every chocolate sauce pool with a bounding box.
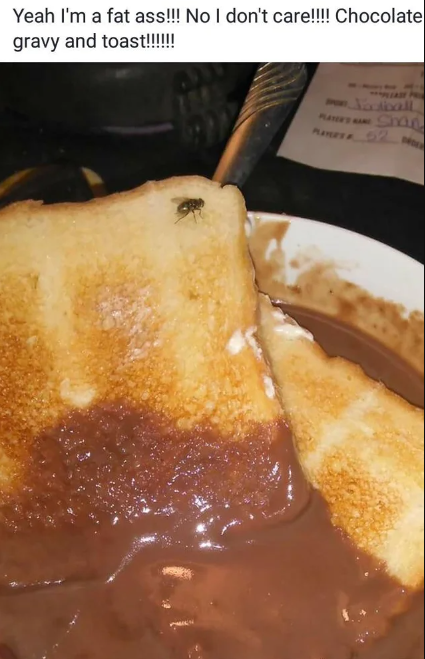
[281,305,424,409]
[0,308,424,659]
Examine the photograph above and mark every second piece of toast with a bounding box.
[258,294,424,589]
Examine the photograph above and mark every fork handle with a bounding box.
[213,63,308,188]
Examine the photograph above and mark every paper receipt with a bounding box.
[278,63,424,186]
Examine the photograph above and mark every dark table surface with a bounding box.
[0,64,423,264]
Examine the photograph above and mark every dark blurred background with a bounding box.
[0,63,423,262]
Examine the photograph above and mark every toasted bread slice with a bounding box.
[258,294,425,588]
[0,177,286,522]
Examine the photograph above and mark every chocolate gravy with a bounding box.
[279,304,424,409]
[0,309,424,659]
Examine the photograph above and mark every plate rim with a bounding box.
[248,211,424,273]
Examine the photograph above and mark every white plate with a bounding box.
[248,212,424,315]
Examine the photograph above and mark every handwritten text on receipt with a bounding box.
[279,64,424,186]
